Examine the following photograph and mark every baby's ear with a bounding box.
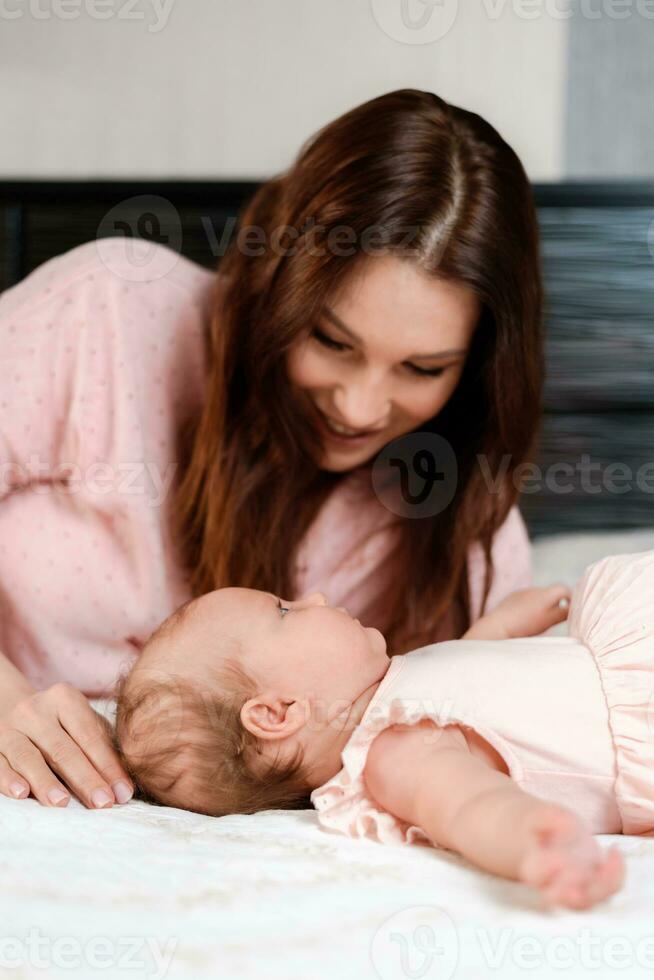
[240,693,308,740]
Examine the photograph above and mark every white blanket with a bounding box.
[2,529,654,980]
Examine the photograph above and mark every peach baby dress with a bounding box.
[311,550,654,843]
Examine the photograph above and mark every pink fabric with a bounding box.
[568,550,654,836]
[0,239,532,698]
[311,550,654,844]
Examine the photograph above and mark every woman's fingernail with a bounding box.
[10,781,28,798]
[91,788,113,809]
[48,788,70,806]
[112,780,133,804]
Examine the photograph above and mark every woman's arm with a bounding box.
[0,648,36,715]
[0,245,139,808]
[363,722,624,909]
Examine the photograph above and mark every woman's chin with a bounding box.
[319,450,370,472]
[317,436,384,472]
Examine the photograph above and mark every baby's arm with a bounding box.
[363,722,624,910]
[463,585,571,641]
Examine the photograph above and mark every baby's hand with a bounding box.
[519,805,625,910]
[464,585,571,640]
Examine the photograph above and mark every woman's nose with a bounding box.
[332,379,391,430]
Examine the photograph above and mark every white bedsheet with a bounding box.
[2,529,654,980]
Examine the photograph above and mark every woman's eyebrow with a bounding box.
[322,306,467,361]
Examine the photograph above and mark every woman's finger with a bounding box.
[5,683,133,808]
[0,729,71,807]
[0,752,30,800]
[58,699,134,804]
[19,712,116,810]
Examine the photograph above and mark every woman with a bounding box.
[0,88,542,812]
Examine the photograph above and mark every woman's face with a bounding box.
[286,255,481,472]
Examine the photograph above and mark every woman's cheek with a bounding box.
[286,344,329,389]
[401,379,456,425]
[427,369,465,415]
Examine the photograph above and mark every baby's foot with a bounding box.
[519,805,625,910]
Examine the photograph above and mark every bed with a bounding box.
[1,182,654,978]
[0,530,653,980]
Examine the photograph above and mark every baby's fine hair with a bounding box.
[111,599,312,816]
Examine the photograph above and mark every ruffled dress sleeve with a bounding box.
[310,658,435,847]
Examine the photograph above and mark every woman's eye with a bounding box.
[311,328,350,352]
[311,326,448,378]
[406,364,447,378]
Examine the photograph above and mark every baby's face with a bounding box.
[135,587,390,784]
[220,587,390,696]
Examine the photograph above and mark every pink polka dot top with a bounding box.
[0,238,532,697]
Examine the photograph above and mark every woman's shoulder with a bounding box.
[0,238,216,324]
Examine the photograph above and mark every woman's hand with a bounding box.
[463,584,571,641]
[0,682,134,809]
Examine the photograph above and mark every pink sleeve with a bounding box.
[467,505,533,621]
[0,244,115,682]
[0,244,99,499]
[0,239,181,495]
[0,239,213,693]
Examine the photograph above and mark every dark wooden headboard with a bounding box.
[2,180,653,537]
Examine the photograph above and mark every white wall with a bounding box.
[0,0,568,181]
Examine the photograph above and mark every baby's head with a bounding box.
[113,589,389,816]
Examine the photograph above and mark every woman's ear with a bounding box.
[240,692,309,741]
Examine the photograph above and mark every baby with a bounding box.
[114,550,654,911]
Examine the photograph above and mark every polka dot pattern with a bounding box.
[0,240,216,697]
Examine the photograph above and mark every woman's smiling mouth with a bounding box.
[314,406,386,445]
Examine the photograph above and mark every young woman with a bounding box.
[0,88,542,812]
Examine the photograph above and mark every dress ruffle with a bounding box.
[568,550,654,835]
[310,656,522,847]
[310,662,434,845]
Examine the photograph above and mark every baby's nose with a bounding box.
[296,592,328,608]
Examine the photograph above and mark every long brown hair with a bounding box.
[170,88,543,655]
